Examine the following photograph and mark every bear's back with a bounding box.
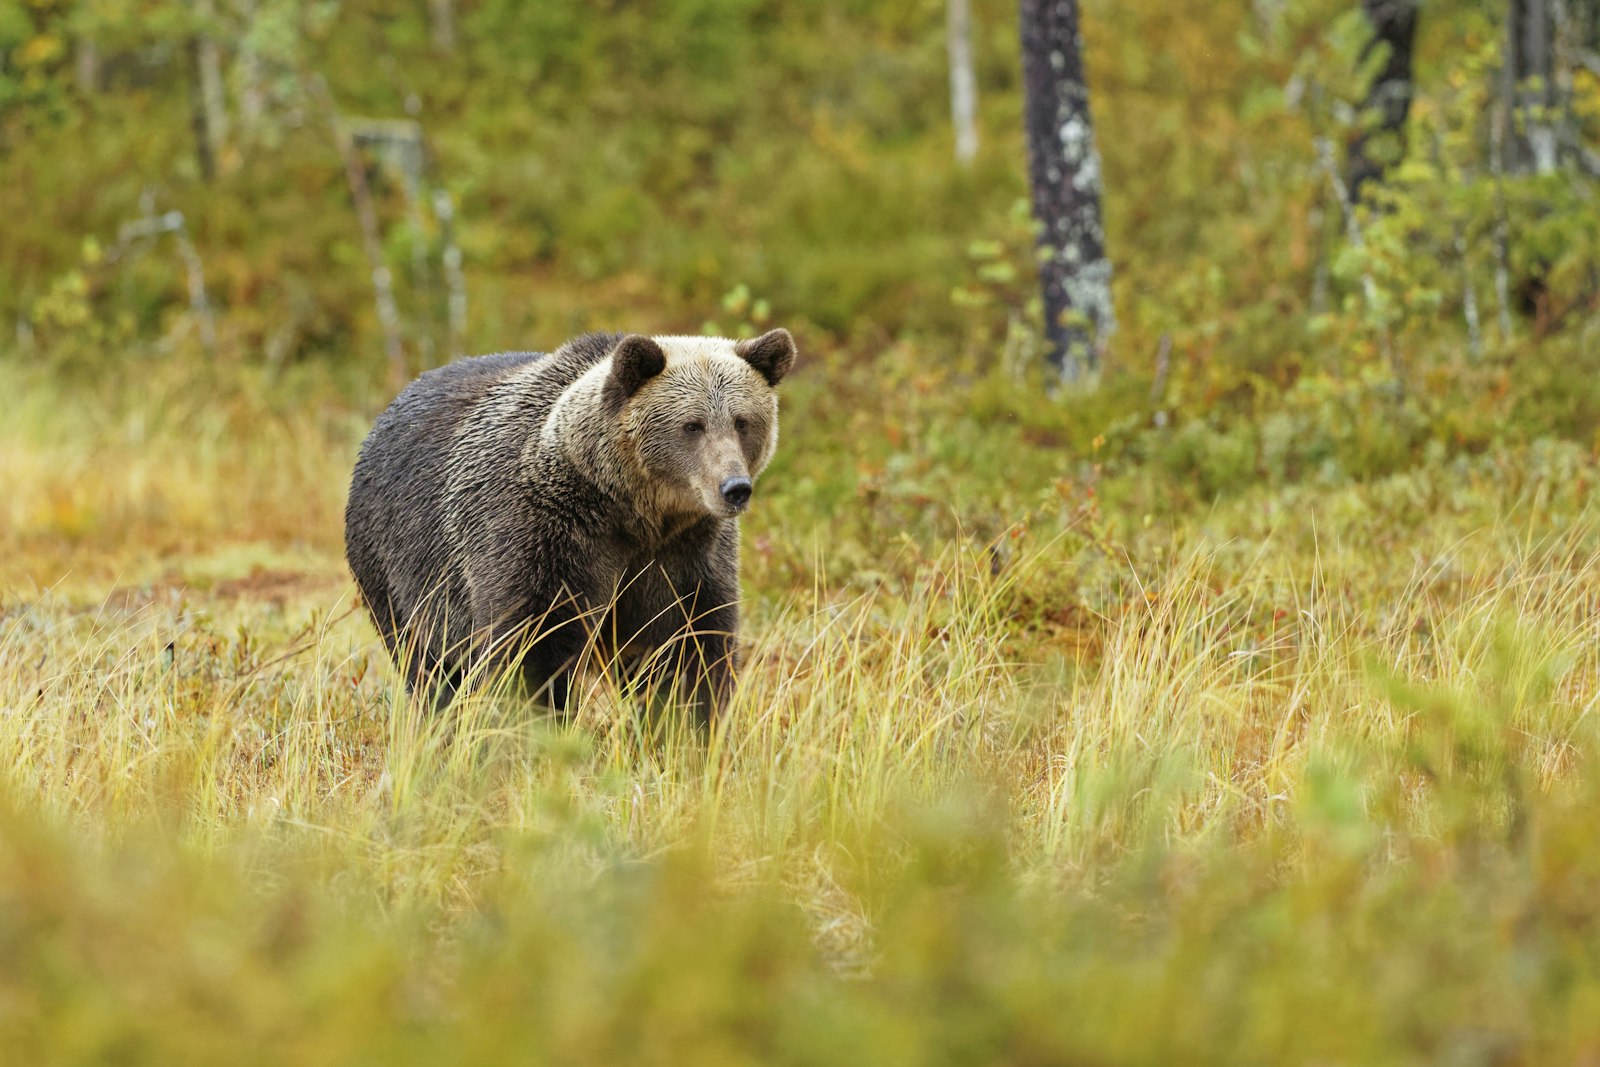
[344,334,623,663]
[347,350,546,544]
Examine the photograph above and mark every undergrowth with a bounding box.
[4,350,1600,1062]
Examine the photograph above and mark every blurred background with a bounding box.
[4,0,1594,420]
[8,8,1600,1059]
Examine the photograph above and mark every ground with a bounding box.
[3,353,1600,1063]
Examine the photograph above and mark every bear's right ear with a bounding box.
[607,334,667,401]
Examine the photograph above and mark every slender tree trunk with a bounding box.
[1583,0,1600,51]
[308,79,408,388]
[1508,0,1560,174]
[237,0,266,135]
[1489,85,1516,341]
[195,0,230,173]
[947,0,979,165]
[1503,0,1600,174]
[429,0,456,52]
[1555,0,1600,175]
[1019,0,1114,386]
[1316,137,1380,312]
[75,38,100,95]
[434,188,468,361]
[338,126,408,387]
[187,39,217,182]
[1347,0,1419,199]
[1250,0,1287,35]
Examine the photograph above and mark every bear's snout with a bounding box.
[720,476,753,512]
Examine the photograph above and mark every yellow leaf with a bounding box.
[17,33,64,68]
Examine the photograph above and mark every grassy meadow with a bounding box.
[5,345,1600,1062]
[6,0,1600,1061]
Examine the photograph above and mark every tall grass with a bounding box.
[5,361,1600,1060]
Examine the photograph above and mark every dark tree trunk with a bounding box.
[1583,0,1600,50]
[1506,0,1559,174]
[1347,0,1419,200]
[1019,0,1114,385]
[186,38,217,183]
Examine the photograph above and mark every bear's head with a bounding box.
[604,329,796,519]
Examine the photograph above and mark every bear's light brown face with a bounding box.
[610,330,795,520]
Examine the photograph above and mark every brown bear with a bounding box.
[344,328,796,716]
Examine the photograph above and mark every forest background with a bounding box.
[4,0,1600,1061]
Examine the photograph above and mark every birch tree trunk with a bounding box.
[947,0,979,165]
[307,79,409,388]
[236,0,266,135]
[187,39,217,182]
[1346,0,1419,200]
[1019,0,1114,385]
[1507,0,1560,174]
[195,0,230,175]
[429,0,456,53]
[75,38,100,95]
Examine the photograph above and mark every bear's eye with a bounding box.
[683,421,705,434]
[734,416,749,433]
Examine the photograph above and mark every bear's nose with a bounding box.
[720,477,753,511]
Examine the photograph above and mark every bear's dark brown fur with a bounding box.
[344,328,796,715]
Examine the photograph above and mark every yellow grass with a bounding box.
[4,359,1600,1061]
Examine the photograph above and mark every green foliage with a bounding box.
[4,1,1600,1060]
[3,0,1034,370]
[4,0,1596,427]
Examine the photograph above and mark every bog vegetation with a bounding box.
[3,0,1600,1061]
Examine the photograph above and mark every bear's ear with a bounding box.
[734,328,796,387]
[608,334,667,400]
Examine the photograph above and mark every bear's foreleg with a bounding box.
[469,591,597,711]
[467,550,603,712]
[614,554,740,721]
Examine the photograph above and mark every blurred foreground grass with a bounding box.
[4,353,1600,1063]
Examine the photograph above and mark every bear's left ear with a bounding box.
[608,334,668,400]
[734,328,796,387]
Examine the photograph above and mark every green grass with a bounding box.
[5,353,1600,1063]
